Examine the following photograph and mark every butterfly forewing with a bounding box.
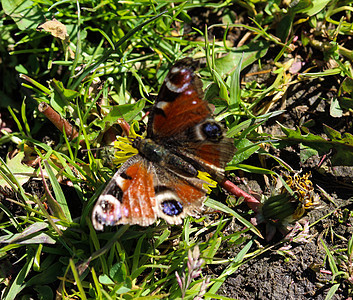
[148,58,210,139]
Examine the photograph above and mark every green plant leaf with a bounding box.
[2,0,48,30]
[0,222,55,244]
[99,274,114,285]
[330,97,343,118]
[300,144,319,163]
[110,262,127,282]
[0,152,35,187]
[33,285,54,300]
[231,139,260,165]
[340,77,353,94]
[214,40,270,76]
[279,124,353,165]
[49,79,80,115]
[339,97,353,110]
[277,13,294,42]
[26,262,63,286]
[301,0,332,16]
[325,283,340,300]
[96,99,146,129]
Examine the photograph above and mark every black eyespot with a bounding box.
[153,106,167,117]
[156,85,179,103]
[154,185,170,193]
[94,212,102,224]
[121,172,132,180]
[161,200,183,216]
[202,122,222,141]
[106,184,124,202]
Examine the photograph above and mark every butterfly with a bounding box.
[92,58,235,230]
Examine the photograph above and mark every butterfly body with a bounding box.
[92,58,235,230]
[134,137,199,177]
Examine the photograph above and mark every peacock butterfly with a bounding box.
[92,58,235,230]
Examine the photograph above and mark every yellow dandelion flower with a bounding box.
[263,172,320,224]
[113,124,142,165]
[288,172,319,220]
[198,171,217,194]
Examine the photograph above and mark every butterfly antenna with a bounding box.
[81,145,114,153]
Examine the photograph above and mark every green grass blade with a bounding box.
[205,198,262,238]
[43,160,72,222]
[71,10,168,90]
[3,254,34,300]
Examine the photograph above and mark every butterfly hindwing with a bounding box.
[92,156,156,229]
[92,155,206,230]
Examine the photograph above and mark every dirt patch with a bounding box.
[210,54,353,298]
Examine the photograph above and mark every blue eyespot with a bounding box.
[202,122,222,140]
[162,200,183,216]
